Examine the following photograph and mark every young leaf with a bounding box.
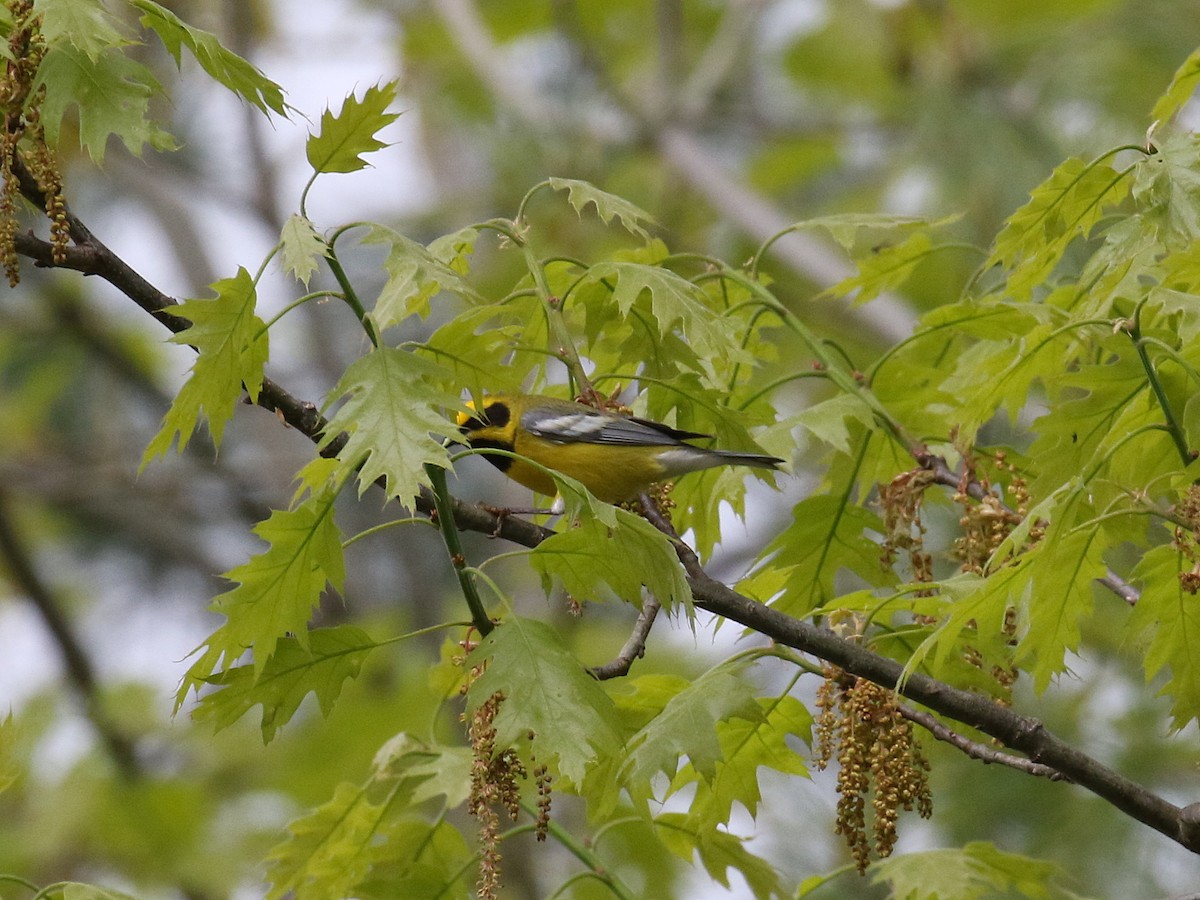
[870,840,1064,900]
[313,347,457,504]
[39,0,126,61]
[1151,46,1200,127]
[191,625,376,743]
[675,693,812,829]
[530,503,690,609]
[279,214,328,286]
[825,230,935,305]
[581,261,751,369]
[654,812,783,900]
[131,0,288,116]
[547,176,657,240]
[988,157,1129,298]
[264,781,386,900]
[466,617,624,784]
[35,43,177,163]
[363,225,485,328]
[620,657,764,786]
[355,819,473,900]
[1129,543,1200,729]
[1013,524,1107,691]
[741,495,893,617]
[142,268,268,466]
[176,486,344,700]
[1131,133,1200,247]
[307,82,400,175]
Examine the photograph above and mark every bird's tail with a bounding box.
[712,450,785,470]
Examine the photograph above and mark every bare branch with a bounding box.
[589,596,661,681]
[896,703,1066,780]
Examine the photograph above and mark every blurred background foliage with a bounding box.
[2,0,1200,897]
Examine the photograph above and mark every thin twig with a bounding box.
[896,703,1066,781]
[589,597,661,680]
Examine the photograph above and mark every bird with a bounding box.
[455,393,783,504]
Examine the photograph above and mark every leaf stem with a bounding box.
[508,801,637,900]
[426,463,493,635]
[1128,310,1193,465]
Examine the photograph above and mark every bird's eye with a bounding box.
[481,401,510,429]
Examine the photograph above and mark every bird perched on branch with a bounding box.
[456,393,783,504]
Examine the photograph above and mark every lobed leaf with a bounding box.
[307,81,400,175]
[870,840,1065,900]
[310,347,457,504]
[132,0,287,116]
[142,268,267,466]
[279,214,328,286]
[35,42,177,163]
[1129,543,1200,729]
[192,625,376,743]
[176,486,345,701]
[530,501,690,610]
[620,658,764,786]
[547,176,657,240]
[466,617,624,784]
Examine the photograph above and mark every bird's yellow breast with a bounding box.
[509,432,669,502]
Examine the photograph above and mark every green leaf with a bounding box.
[363,225,485,328]
[621,657,763,786]
[466,617,624,784]
[35,42,176,163]
[530,503,690,608]
[547,176,657,240]
[1132,133,1200,248]
[192,625,376,742]
[176,487,345,700]
[131,0,287,116]
[581,261,751,371]
[1014,524,1106,691]
[311,347,456,503]
[265,782,385,900]
[279,214,327,286]
[741,495,893,617]
[655,812,782,900]
[307,81,400,175]
[988,157,1129,298]
[267,743,469,898]
[355,819,473,900]
[676,694,812,828]
[1129,543,1200,729]
[871,840,1064,900]
[38,0,126,60]
[1152,46,1200,127]
[142,268,268,466]
[826,230,936,305]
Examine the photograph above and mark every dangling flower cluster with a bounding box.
[814,666,933,874]
[879,467,936,585]
[952,450,1030,575]
[0,0,67,285]
[1172,484,1200,594]
[467,691,527,900]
